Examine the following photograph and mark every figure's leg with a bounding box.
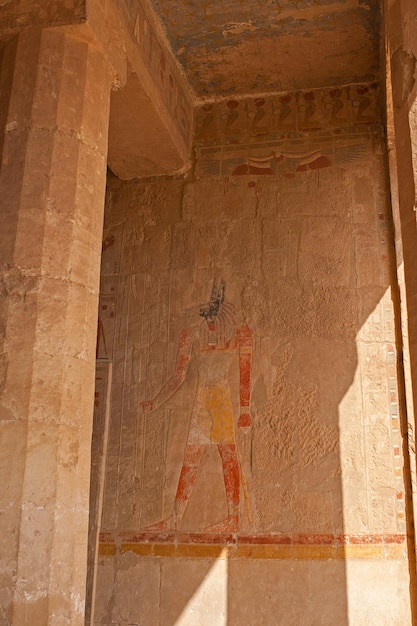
[173,444,205,526]
[205,444,241,533]
[141,444,204,532]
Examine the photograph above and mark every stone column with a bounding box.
[0,27,113,624]
[385,0,417,610]
[386,0,417,415]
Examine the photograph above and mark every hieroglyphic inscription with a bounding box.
[194,84,380,147]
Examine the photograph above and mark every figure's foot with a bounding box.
[204,514,239,534]
[141,516,175,532]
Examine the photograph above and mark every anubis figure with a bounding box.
[141,279,252,533]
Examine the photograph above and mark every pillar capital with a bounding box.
[0,0,127,90]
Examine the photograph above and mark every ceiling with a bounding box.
[147,0,381,99]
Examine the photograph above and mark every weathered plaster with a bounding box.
[146,0,381,96]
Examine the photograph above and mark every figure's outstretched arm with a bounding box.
[237,324,252,430]
[141,328,191,414]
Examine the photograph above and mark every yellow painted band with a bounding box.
[98,542,407,561]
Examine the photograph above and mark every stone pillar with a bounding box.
[0,27,112,624]
[385,0,417,610]
[386,0,417,414]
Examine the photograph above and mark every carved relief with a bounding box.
[140,279,253,533]
[194,83,380,147]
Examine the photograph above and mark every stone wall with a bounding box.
[91,87,412,624]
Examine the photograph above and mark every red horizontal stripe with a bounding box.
[100,531,407,547]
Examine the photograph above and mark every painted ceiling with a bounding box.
[147,0,381,98]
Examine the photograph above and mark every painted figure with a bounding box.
[141,279,252,533]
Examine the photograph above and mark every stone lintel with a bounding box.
[108,68,190,179]
[84,0,193,177]
[0,0,194,179]
[0,0,87,41]
[101,0,194,178]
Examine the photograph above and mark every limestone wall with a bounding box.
[91,86,412,624]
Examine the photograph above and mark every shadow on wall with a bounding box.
[87,140,411,625]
